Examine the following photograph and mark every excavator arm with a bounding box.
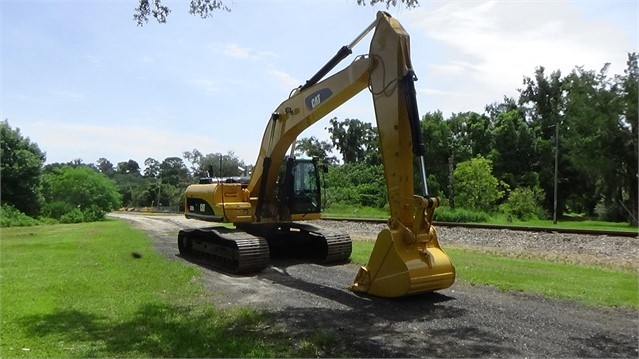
[350,12,456,296]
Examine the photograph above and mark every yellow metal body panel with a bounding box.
[185,183,253,222]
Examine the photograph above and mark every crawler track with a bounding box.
[177,222,352,274]
[236,222,353,263]
[177,227,270,274]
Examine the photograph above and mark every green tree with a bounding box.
[617,52,638,224]
[294,136,336,165]
[134,0,420,26]
[143,157,160,178]
[326,117,379,165]
[489,108,539,190]
[183,149,204,176]
[324,163,386,208]
[159,157,189,186]
[0,120,46,216]
[452,111,493,159]
[453,156,505,212]
[113,172,148,207]
[116,159,141,175]
[138,181,173,207]
[183,150,247,179]
[519,66,568,217]
[41,166,122,222]
[106,159,144,207]
[561,65,610,216]
[96,157,116,178]
[420,111,451,198]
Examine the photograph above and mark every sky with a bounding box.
[2,0,637,170]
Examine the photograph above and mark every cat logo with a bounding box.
[305,88,333,110]
[311,94,321,108]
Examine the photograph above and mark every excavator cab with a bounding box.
[277,157,322,216]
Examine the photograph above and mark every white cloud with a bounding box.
[256,50,278,59]
[268,68,300,91]
[218,43,279,61]
[223,43,251,59]
[406,0,634,116]
[23,121,216,165]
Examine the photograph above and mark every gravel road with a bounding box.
[109,212,638,358]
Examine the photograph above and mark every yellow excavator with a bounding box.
[179,11,455,298]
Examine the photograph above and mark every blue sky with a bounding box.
[2,0,637,169]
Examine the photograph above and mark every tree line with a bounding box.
[298,53,638,224]
[1,53,636,225]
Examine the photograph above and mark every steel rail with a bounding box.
[320,216,639,238]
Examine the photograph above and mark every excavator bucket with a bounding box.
[350,198,455,298]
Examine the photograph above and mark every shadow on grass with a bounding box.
[19,303,281,358]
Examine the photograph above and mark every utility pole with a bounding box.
[553,123,559,225]
[448,154,455,209]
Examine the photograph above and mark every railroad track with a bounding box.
[112,211,638,238]
[320,216,639,238]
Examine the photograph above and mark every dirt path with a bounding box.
[109,212,638,358]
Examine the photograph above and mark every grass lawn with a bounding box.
[351,241,638,308]
[0,221,325,358]
[488,217,638,233]
[323,205,638,233]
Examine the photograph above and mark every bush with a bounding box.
[595,200,628,222]
[453,156,505,212]
[41,165,122,223]
[323,203,388,218]
[59,208,85,224]
[82,205,107,222]
[0,204,40,227]
[42,200,75,220]
[434,206,489,223]
[499,186,544,221]
[324,164,386,209]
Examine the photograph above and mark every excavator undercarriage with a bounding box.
[177,222,352,273]
[177,227,271,274]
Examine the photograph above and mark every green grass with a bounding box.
[350,241,638,308]
[0,221,324,358]
[322,204,388,219]
[324,205,637,233]
[488,214,637,232]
